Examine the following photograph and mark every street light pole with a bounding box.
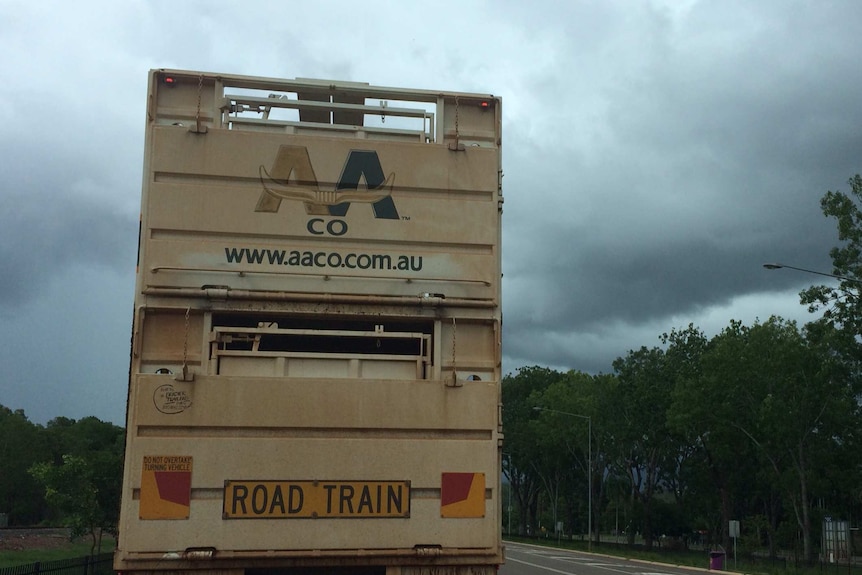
[762,263,862,285]
[533,407,592,552]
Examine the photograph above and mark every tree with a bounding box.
[31,455,110,553]
[30,416,124,552]
[531,372,597,540]
[666,325,761,551]
[502,366,563,535]
[611,346,679,549]
[694,317,858,562]
[801,175,862,336]
[46,416,123,462]
[0,406,49,524]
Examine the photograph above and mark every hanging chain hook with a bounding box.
[449,317,461,387]
[448,96,464,151]
[176,307,194,381]
[192,74,208,134]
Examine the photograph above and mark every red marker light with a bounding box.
[164,76,177,86]
[479,101,490,109]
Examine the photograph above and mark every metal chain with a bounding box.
[451,317,457,383]
[172,307,192,382]
[195,74,203,130]
[448,96,463,151]
[454,96,460,139]
[182,307,190,372]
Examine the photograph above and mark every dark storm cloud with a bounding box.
[0,188,137,307]
[505,187,837,327]
[499,0,862,371]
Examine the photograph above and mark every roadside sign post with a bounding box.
[729,520,740,569]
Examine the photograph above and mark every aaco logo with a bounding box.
[257,145,398,236]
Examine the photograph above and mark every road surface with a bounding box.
[502,541,718,575]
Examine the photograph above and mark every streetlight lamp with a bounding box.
[533,406,592,552]
[762,263,862,285]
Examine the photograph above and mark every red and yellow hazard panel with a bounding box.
[139,456,192,519]
[440,472,485,518]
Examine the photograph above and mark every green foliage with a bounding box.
[801,175,862,334]
[503,366,566,535]
[30,456,103,539]
[0,406,123,554]
[610,345,683,549]
[649,499,690,538]
[507,309,862,558]
[28,417,124,553]
[0,407,50,524]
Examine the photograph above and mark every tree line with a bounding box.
[503,320,860,560]
[0,407,123,552]
[503,176,862,562]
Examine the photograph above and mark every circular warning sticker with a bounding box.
[153,384,192,414]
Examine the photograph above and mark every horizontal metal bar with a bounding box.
[228,116,428,140]
[226,94,433,120]
[213,326,429,339]
[135,426,494,441]
[149,266,493,287]
[142,286,496,308]
[157,68,496,103]
[214,350,425,361]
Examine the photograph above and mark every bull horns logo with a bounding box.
[257,145,398,218]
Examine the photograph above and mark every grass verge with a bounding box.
[0,538,116,569]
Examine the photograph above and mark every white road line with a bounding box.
[506,556,634,575]
[506,557,581,575]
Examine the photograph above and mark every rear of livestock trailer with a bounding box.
[114,69,504,575]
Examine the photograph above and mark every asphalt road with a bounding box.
[501,541,718,575]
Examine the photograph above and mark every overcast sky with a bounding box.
[2,0,861,425]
